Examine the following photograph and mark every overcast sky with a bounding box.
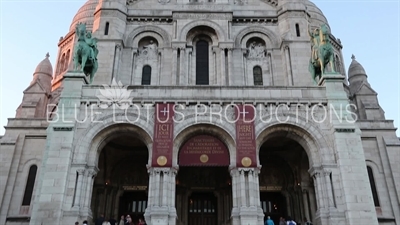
[0,0,399,136]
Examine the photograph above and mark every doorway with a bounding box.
[188,192,217,225]
[260,192,287,224]
[119,191,147,223]
[176,166,232,225]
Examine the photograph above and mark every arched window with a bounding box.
[141,65,151,85]
[335,55,341,73]
[105,22,110,35]
[295,23,300,37]
[196,40,209,85]
[59,53,65,74]
[253,66,263,85]
[64,50,70,72]
[22,165,38,206]
[367,166,380,207]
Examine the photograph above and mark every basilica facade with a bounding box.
[1,0,399,225]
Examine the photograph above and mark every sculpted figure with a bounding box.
[308,23,335,84]
[73,23,98,84]
[308,26,320,64]
[85,32,98,61]
[256,43,265,57]
[141,40,157,57]
[248,41,257,57]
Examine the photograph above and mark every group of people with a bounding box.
[265,216,312,225]
[75,214,146,225]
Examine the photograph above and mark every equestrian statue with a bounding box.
[308,23,335,84]
[73,23,98,84]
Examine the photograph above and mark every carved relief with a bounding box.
[234,0,247,5]
[247,41,266,58]
[126,0,137,5]
[139,40,158,58]
[158,0,170,4]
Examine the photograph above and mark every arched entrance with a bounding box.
[259,133,316,225]
[175,135,232,225]
[91,133,149,224]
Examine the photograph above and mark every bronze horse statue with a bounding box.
[73,23,98,84]
[308,24,335,84]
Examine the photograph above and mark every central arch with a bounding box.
[256,123,327,224]
[179,21,226,42]
[174,124,234,225]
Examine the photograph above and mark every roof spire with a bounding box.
[351,54,356,60]
[46,52,50,58]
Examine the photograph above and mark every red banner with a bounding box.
[152,103,174,167]
[235,104,257,167]
[179,135,229,166]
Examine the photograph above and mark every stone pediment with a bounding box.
[355,82,377,95]
[23,81,47,94]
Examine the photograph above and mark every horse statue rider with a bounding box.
[73,23,98,84]
[308,23,335,84]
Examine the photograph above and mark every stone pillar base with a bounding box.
[144,206,176,225]
[238,206,264,225]
[318,72,344,86]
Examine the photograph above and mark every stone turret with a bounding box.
[15,53,52,118]
[348,54,368,94]
[348,55,385,120]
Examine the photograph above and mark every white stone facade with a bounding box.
[0,0,399,225]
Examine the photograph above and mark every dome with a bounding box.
[304,0,330,29]
[348,55,367,79]
[34,53,53,77]
[69,0,98,32]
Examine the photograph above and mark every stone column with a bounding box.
[267,52,274,85]
[83,168,98,214]
[312,171,325,211]
[308,187,317,221]
[130,51,137,85]
[302,189,310,221]
[227,49,233,85]
[72,168,85,209]
[220,48,226,85]
[113,44,122,82]
[179,48,186,85]
[172,48,178,85]
[230,169,240,225]
[187,48,192,85]
[323,170,335,208]
[144,167,177,225]
[284,46,293,86]
[231,168,264,225]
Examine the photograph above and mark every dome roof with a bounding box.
[348,55,367,79]
[69,0,98,32]
[304,0,330,29]
[34,53,53,77]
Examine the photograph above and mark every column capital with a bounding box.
[77,168,85,175]
[148,167,178,175]
[86,166,99,177]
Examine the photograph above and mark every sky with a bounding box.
[0,0,399,136]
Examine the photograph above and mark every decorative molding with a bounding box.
[0,142,16,145]
[232,17,278,25]
[158,0,170,4]
[335,128,355,133]
[173,13,232,20]
[260,0,278,7]
[53,127,73,131]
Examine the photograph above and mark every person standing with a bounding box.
[265,216,275,225]
[279,217,286,225]
[95,214,105,225]
[118,215,125,225]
